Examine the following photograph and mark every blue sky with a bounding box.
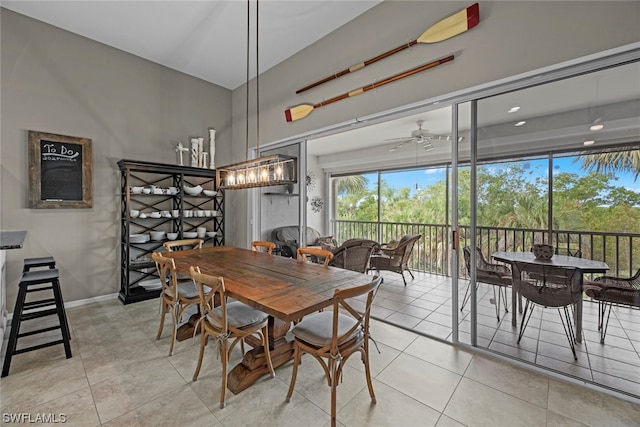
[370,155,639,194]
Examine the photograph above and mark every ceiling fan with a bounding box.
[386,120,461,152]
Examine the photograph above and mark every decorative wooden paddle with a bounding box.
[285,55,454,122]
[295,3,478,94]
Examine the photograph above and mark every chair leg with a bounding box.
[460,282,478,312]
[330,356,338,427]
[261,326,275,378]
[600,301,614,344]
[286,343,301,402]
[517,300,534,343]
[156,301,167,340]
[492,287,500,321]
[406,267,415,280]
[558,306,578,360]
[400,271,407,286]
[168,305,178,356]
[361,345,376,404]
[2,285,27,377]
[219,339,228,409]
[192,328,207,381]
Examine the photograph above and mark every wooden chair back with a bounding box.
[163,239,203,252]
[297,247,334,267]
[252,241,275,254]
[151,252,178,300]
[189,266,227,332]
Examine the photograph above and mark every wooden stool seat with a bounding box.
[2,267,72,377]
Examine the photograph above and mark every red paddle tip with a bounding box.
[467,3,480,29]
[284,109,293,122]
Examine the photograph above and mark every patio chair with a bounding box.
[190,266,275,408]
[369,234,421,285]
[512,261,583,359]
[328,238,379,273]
[584,268,640,343]
[461,246,512,321]
[286,275,383,427]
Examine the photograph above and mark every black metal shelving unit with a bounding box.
[117,159,225,304]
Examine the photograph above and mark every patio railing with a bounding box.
[333,219,640,279]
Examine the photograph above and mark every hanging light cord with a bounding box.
[255,0,260,155]
[245,0,250,162]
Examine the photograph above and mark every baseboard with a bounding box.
[6,292,119,323]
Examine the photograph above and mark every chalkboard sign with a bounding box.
[28,131,92,208]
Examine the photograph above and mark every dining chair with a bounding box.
[584,268,640,343]
[190,266,275,408]
[285,275,383,427]
[297,247,334,267]
[251,240,275,254]
[461,246,512,321]
[151,252,204,356]
[163,238,203,252]
[511,261,583,360]
[368,234,421,285]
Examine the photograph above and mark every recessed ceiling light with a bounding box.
[388,148,396,152]
[515,121,526,127]
[583,140,595,146]
[590,124,604,131]
[507,106,520,113]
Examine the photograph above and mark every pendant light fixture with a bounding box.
[216,0,297,190]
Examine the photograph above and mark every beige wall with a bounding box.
[230,0,640,247]
[2,2,639,305]
[0,8,232,308]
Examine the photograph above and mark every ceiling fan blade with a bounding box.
[384,136,414,143]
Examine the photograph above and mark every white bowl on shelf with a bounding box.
[130,209,140,218]
[149,212,161,219]
[203,189,217,197]
[130,186,144,194]
[183,232,198,238]
[149,230,166,241]
[184,185,203,196]
[142,188,152,194]
[166,232,178,240]
[206,231,217,238]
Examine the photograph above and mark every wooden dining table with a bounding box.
[491,251,609,343]
[160,245,374,394]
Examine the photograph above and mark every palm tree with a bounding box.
[576,148,640,181]
[334,174,368,195]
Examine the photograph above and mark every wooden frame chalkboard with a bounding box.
[28,131,93,208]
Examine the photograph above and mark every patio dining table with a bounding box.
[160,245,373,394]
[491,251,609,343]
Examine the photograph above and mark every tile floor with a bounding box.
[1,296,639,426]
[370,271,640,399]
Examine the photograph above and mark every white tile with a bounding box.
[404,336,473,375]
[377,353,461,412]
[444,378,547,427]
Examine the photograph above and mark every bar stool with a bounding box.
[22,256,56,272]
[2,268,72,377]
